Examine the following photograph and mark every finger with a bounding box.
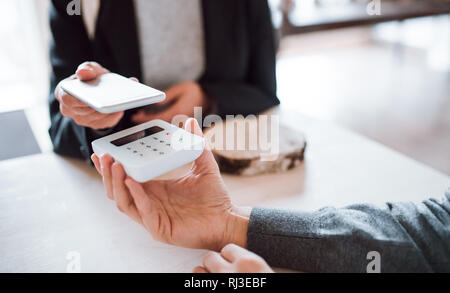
[76,61,110,81]
[68,105,97,115]
[185,117,203,137]
[100,154,114,200]
[157,104,185,124]
[60,105,97,119]
[54,75,76,102]
[124,179,153,211]
[59,103,71,118]
[129,77,139,82]
[59,103,96,126]
[91,154,102,175]
[130,111,152,124]
[193,266,209,274]
[60,107,105,127]
[202,251,231,273]
[131,103,181,124]
[221,244,249,263]
[147,97,192,123]
[59,102,89,119]
[125,178,160,234]
[130,91,187,124]
[86,111,124,130]
[111,163,142,224]
[159,84,184,105]
[60,92,90,108]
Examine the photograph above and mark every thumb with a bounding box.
[76,61,110,81]
[185,117,204,137]
[185,118,219,175]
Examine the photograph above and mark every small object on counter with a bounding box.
[206,120,306,176]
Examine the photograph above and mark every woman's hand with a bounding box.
[91,118,248,251]
[131,81,209,124]
[193,244,274,273]
[55,61,132,130]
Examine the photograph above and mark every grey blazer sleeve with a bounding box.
[247,189,450,273]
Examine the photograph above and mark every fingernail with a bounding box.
[78,64,93,71]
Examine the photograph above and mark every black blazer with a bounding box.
[49,0,280,160]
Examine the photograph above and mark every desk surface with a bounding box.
[1,111,449,273]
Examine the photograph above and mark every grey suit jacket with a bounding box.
[247,188,450,273]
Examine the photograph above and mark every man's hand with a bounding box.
[91,118,248,251]
[55,61,132,130]
[193,244,274,273]
[131,81,209,124]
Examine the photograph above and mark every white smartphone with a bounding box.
[92,120,205,182]
[60,73,165,113]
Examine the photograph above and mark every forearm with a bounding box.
[243,191,450,273]
[226,190,450,273]
[49,112,89,159]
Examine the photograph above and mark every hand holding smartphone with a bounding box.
[60,73,166,114]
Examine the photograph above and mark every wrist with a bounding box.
[221,206,252,250]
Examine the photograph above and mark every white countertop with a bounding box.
[1,110,448,272]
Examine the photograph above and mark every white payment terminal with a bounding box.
[92,120,205,182]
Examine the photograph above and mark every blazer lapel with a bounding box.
[96,0,142,80]
[201,0,243,80]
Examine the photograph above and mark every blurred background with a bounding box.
[0,0,449,174]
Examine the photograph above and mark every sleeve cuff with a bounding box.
[246,207,352,272]
[247,207,314,270]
